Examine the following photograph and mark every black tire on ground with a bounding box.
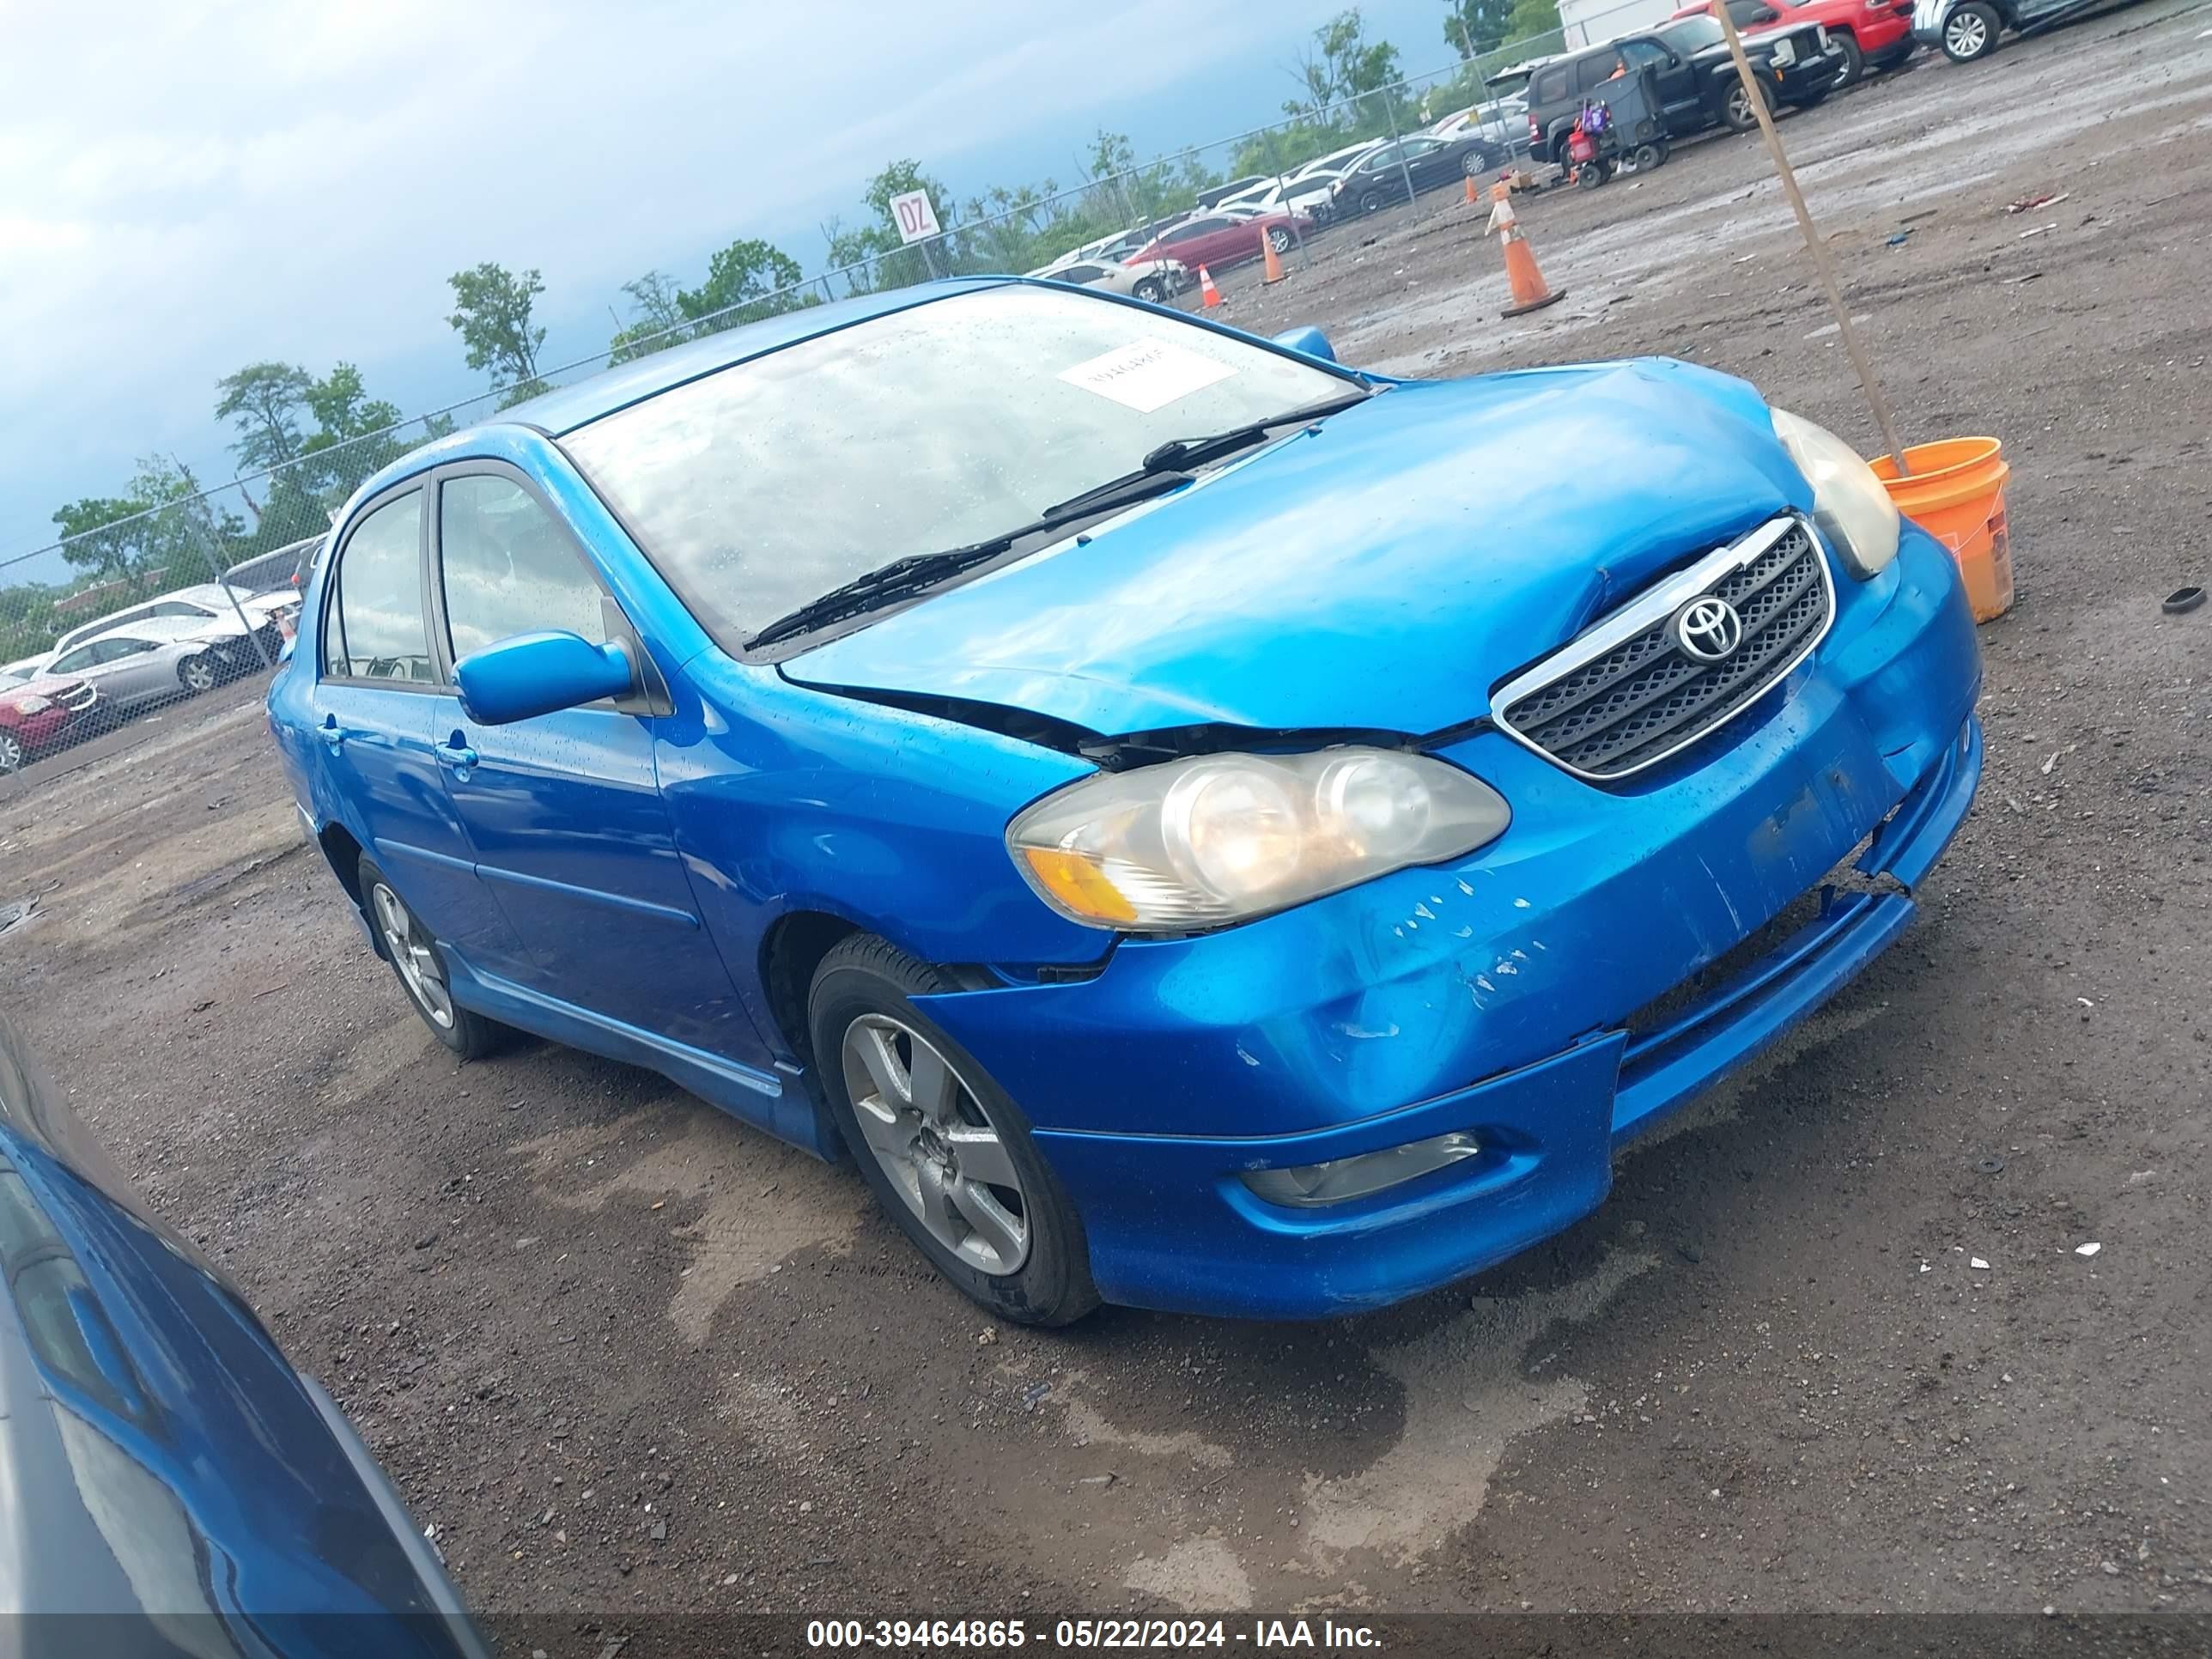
[1632,142,1664,172]
[356,854,507,1060]
[1941,0,2001,60]
[1832,32,1867,88]
[0,731,21,775]
[1577,157,1609,189]
[1358,187,1389,215]
[1267,225,1292,253]
[1461,147,1493,176]
[178,653,218,694]
[1133,276,1164,303]
[809,933,1099,1328]
[1722,76,1775,132]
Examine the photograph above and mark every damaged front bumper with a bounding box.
[917,529,1984,1318]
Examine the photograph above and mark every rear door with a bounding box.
[309,485,514,961]
[425,465,750,1050]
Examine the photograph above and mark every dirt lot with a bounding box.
[3,3,2209,1642]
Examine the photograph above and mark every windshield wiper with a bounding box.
[1035,388,1373,522]
[745,469,1190,651]
[1137,386,1376,475]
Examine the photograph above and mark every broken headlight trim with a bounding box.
[1007,747,1510,933]
[1770,407,1900,580]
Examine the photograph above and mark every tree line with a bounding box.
[9,3,1562,659]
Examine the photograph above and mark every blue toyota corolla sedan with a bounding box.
[267,276,1981,1325]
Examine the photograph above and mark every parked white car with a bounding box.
[1039,258,1191,304]
[40,613,272,722]
[1215,139,1389,223]
[40,582,293,672]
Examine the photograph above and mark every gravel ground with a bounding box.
[3,3,2208,1644]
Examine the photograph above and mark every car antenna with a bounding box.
[1709,4,1911,476]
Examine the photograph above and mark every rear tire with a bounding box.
[1632,142,1663,172]
[1266,225,1292,253]
[357,854,505,1060]
[1941,0,1999,60]
[809,934,1098,1327]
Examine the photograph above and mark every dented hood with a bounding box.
[781,358,1812,737]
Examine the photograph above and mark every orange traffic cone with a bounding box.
[1464,174,1479,206]
[1261,234,1285,286]
[1486,179,1565,318]
[1198,264,1223,307]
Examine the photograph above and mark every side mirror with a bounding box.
[1272,325,1337,362]
[455,631,634,726]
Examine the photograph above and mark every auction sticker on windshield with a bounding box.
[1057,336,1236,413]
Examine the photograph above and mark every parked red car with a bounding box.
[0,670,97,775]
[1672,0,1915,84]
[1123,211,1312,275]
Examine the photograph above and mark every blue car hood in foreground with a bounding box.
[784,358,1813,738]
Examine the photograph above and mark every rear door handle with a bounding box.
[319,716,347,749]
[438,740,477,770]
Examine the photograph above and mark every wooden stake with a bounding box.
[1711,7,1911,475]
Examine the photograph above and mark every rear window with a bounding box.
[1660,15,1725,49]
[1531,65,1570,101]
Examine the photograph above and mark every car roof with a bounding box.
[59,615,219,652]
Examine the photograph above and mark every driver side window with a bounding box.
[438,475,608,662]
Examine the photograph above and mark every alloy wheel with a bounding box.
[181,655,217,692]
[0,732,21,775]
[840,1013,1030,1275]
[371,881,455,1030]
[1944,10,1988,56]
[1267,226,1291,252]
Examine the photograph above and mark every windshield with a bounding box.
[562,285,1353,647]
[1659,15,1724,50]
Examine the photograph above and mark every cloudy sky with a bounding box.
[0,0,1452,564]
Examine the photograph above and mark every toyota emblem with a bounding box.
[1674,595,1745,663]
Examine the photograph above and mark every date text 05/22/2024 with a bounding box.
[804,1617,1382,1649]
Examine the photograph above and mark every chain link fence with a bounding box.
[0,8,1676,790]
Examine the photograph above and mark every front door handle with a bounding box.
[319,715,347,749]
[438,738,478,770]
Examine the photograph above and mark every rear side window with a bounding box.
[326,491,431,683]
[1532,66,1569,102]
[438,476,607,661]
[1577,50,1627,91]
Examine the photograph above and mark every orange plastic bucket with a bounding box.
[1869,438,2013,623]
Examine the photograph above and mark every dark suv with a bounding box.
[1525,14,1846,166]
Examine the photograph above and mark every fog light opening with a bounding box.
[1242,1131,1482,1208]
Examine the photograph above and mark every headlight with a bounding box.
[1771,36,1797,64]
[1007,747,1511,933]
[1770,407,1900,579]
[12,696,52,714]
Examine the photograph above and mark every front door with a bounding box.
[311,487,511,957]
[426,467,750,1052]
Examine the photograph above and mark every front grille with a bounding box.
[1492,517,1834,782]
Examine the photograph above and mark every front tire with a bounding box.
[179,653,218,694]
[357,854,505,1059]
[809,934,1098,1327]
[1266,225,1292,253]
[0,730,22,775]
[1358,187,1389,216]
[1133,276,1165,303]
[1723,77,1774,132]
[1831,32,1867,88]
[1942,0,1999,60]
